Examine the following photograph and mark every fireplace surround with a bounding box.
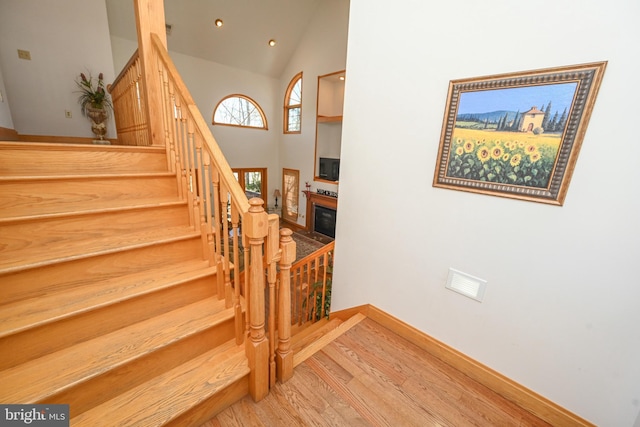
[304,191,338,239]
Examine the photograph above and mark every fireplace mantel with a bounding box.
[304,191,338,232]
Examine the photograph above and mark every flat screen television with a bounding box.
[318,157,340,181]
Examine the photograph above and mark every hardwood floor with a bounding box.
[201,318,551,426]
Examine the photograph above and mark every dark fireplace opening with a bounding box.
[314,205,337,238]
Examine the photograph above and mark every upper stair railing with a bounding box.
[108,50,149,146]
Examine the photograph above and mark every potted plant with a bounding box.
[75,72,112,142]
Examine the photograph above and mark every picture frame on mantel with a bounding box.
[432,61,607,206]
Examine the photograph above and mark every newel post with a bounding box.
[134,0,167,146]
[244,198,269,401]
[276,228,296,382]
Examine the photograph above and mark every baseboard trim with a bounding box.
[280,218,305,232]
[0,126,19,141]
[330,304,370,322]
[333,304,594,427]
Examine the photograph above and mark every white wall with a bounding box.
[279,0,350,226]
[333,0,640,426]
[0,0,116,138]
[0,66,14,130]
[171,52,280,202]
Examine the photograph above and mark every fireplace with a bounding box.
[304,191,338,239]
[314,205,337,238]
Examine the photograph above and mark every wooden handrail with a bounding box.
[151,34,249,213]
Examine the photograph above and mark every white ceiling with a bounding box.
[105,0,321,78]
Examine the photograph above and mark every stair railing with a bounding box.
[108,0,297,398]
[290,242,335,328]
[109,28,296,400]
[108,50,150,146]
[149,32,268,399]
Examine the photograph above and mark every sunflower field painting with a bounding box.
[448,128,561,189]
[433,62,607,206]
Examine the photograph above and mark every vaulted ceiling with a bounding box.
[105,0,321,78]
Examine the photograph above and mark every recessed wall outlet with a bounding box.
[17,49,31,60]
[445,268,487,302]
[65,110,72,118]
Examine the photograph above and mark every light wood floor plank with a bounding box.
[224,397,266,427]
[355,318,548,426]
[208,317,551,427]
[321,340,445,426]
[306,353,389,426]
[355,319,551,426]
[293,362,369,427]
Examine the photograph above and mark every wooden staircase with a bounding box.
[0,141,250,426]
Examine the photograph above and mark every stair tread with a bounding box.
[0,141,165,153]
[0,260,215,338]
[0,171,174,181]
[0,142,168,176]
[71,341,249,427]
[0,196,182,221]
[0,177,179,219]
[0,225,200,274]
[0,297,233,403]
[0,199,188,224]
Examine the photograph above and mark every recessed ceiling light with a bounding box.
[214,19,223,28]
[339,76,345,81]
[268,39,276,47]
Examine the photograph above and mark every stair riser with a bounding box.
[0,204,191,259]
[0,275,218,370]
[0,175,179,218]
[47,319,236,416]
[0,144,168,175]
[167,377,249,427]
[0,238,204,304]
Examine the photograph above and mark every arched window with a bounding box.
[283,72,302,133]
[212,94,268,129]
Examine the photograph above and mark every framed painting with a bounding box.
[432,61,607,205]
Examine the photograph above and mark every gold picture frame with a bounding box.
[433,61,607,205]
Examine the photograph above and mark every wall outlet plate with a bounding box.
[17,49,31,60]
[445,268,487,302]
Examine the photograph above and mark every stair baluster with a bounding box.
[244,199,270,400]
[277,228,296,382]
[265,215,281,387]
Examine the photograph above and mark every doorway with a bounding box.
[232,168,267,201]
[282,168,299,223]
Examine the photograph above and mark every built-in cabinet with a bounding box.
[314,70,345,183]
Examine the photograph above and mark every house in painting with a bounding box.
[520,106,545,132]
